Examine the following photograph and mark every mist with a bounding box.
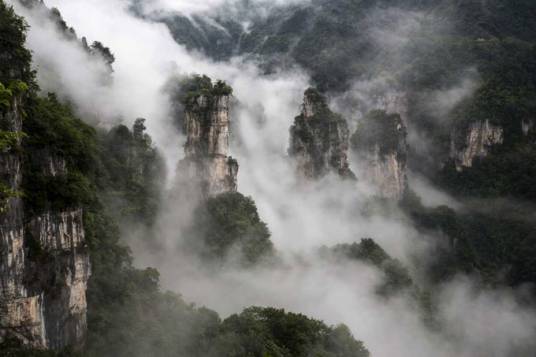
[11,0,536,356]
[136,0,310,17]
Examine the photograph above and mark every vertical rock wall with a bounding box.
[0,94,43,347]
[0,95,90,350]
[358,147,408,200]
[352,110,408,200]
[180,94,238,196]
[450,119,504,171]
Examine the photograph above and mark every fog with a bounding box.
[10,0,536,356]
[136,0,310,17]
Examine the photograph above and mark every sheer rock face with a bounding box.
[352,110,408,200]
[450,120,504,171]
[180,94,238,196]
[0,95,90,350]
[289,89,355,180]
[359,147,407,200]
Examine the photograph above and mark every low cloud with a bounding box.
[11,1,536,356]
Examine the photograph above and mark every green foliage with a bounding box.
[403,32,536,174]
[96,118,164,226]
[21,93,96,214]
[24,93,96,170]
[213,307,369,357]
[450,39,536,129]
[0,337,80,356]
[428,39,536,203]
[179,74,233,107]
[0,130,25,151]
[351,110,406,158]
[0,181,20,213]
[439,140,536,203]
[188,192,274,265]
[403,195,536,288]
[82,193,366,357]
[84,213,221,357]
[329,239,414,297]
[90,41,115,66]
[0,82,10,109]
[0,80,29,110]
[0,1,34,84]
[213,79,233,96]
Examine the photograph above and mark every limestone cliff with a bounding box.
[289,88,354,180]
[178,80,238,196]
[450,119,504,171]
[0,93,90,350]
[352,110,408,200]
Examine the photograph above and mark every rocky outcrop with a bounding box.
[25,209,89,350]
[289,88,354,180]
[450,120,504,171]
[0,94,30,345]
[179,89,238,196]
[352,110,408,200]
[0,94,89,350]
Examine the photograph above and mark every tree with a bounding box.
[0,1,34,83]
[188,192,274,265]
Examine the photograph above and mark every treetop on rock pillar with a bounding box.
[178,74,233,109]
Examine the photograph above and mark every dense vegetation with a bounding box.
[21,93,95,215]
[402,194,536,289]
[320,237,436,329]
[177,74,233,107]
[214,307,369,357]
[187,192,274,266]
[351,110,406,158]
[0,2,372,356]
[325,238,413,296]
[96,118,164,226]
[0,1,33,84]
